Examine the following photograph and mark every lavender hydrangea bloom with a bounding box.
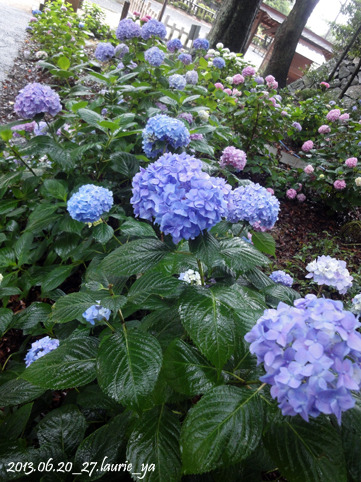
[193,38,209,50]
[292,121,302,132]
[14,83,61,119]
[95,43,115,61]
[114,43,129,59]
[141,19,167,40]
[245,295,361,423]
[227,182,280,231]
[167,38,183,52]
[169,74,186,90]
[142,114,190,158]
[213,57,226,69]
[269,270,293,287]
[306,255,353,294]
[255,76,264,84]
[178,112,193,124]
[34,121,48,136]
[131,152,231,243]
[116,18,141,40]
[190,133,204,141]
[144,46,165,66]
[83,303,111,325]
[67,184,114,223]
[352,294,361,316]
[11,121,36,136]
[178,53,192,65]
[185,70,198,85]
[219,146,247,171]
[25,336,60,367]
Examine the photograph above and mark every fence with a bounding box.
[128,0,158,19]
[170,0,216,22]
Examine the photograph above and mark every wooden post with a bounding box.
[259,37,275,73]
[158,0,169,21]
[121,0,130,20]
[67,0,80,12]
[244,11,264,53]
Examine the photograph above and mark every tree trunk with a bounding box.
[262,0,320,88]
[208,0,263,53]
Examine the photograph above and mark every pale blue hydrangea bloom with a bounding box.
[25,336,59,367]
[179,269,201,285]
[169,74,186,90]
[352,294,361,316]
[82,303,111,325]
[34,121,48,136]
[67,184,113,223]
[167,38,183,52]
[114,43,129,59]
[178,53,192,65]
[185,70,198,85]
[142,114,190,158]
[269,270,294,287]
[193,38,209,50]
[14,83,62,119]
[144,46,165,67]
[116,19,141,40]
[141,19,167,40]
[95,43,115,61]
[213,57,226,69]
[306,255,353,294]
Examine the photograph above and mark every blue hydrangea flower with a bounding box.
[95,43,115,62]
[116,18,141,40]
[213,57,226,69]
[306,255,353,294]
[352,293,361,316]
[114,43,129,58]
[245,294,361,424]
[169,74,186,90]
[292,121,302,131]
[185,70,198,85]
[25,336,59,367]
[14,83,62,119]
[83,303,111,325]
[34,121,48,136]
[254,76,264,84]
[144,46,165,67]
[178,53,192,65]
[32,9,42,15]
[178,112,193,124]
[167,38,183,52]
[141,19,167,40]
[67,184,114,223]
[193,38,209,50]
[227,182,280,231]
[142,114,190,158]
[131,152,231,243]
[79,22,85,28]
[269,270,293,287]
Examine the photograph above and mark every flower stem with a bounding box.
[197,259,205,286]
[8,145,37,176]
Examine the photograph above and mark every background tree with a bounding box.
[264,0,295,15]
[263,0,320,88]
[331,0,361,56]
[208,0,263,53]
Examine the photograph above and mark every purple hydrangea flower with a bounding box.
[34,121,48,136]
[141,19,167,40]
[190,133,204,141]
[169,74,186,90]
[142,114,190,158]
[114,43,129,59]
[14,83,62,119]
[255,76,264,84]
[292,121,302,132]
[242,66,256,77]
[219,146,247,171]
[193,38,209,50]
[11,121,36,136]
[244,295,361,423]
[79,22,85,28]
[67,184,114,223]
[306,255,353,294]
[116,18,141,40]
[269,270,293,287]
[82,303,111,325]
[144,46,165,66]
[131,152,231,243]
[167,38,183,52]
[227,182,280,231]
[25,336,60,367]
[178,53,192,65]
[178,112,193,124]
[185,70,198,85]
[95,42,115,62]
[213,57,226,69]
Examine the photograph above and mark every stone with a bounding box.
[338,65,351,79]
[344,84,361,100]
[289,78,305,91]
[353,57,360,65]
[342,96,355,108]
[341,78,349,88]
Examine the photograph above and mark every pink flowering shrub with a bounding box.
[326,109,341,122]
[232,74,244,85]
[286,188,297,199]
[219,146,247,171]
[334,180,346,190]
[345,157,358,168]
[318,125,331,134]
[302,140,314,152]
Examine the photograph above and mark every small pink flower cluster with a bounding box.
[265,75,278,90]
[318,124,331,134]
[320,81,330,89]
[302,140,314,152]
[214,82,224,90]
[242,66,255,77]
[232,89,242,97]
[345,157,358,168]
[224,88,232,95]
[326,109,341,122]
[233,74,245,85]
[219,146,247,171]
[334,179,346,190]
[304,164,314,174]
[286,188,297,199]
[339,113,350,122]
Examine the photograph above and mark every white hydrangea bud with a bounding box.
[216,42,224,49]
[226,76,233,84]
[198,110,210,121]
[355,177,361,186]
[207,48,216,56]
[222,47,230,53]
[179,269,202,285]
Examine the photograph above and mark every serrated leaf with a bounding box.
[219,237,270,273]
[92,223,114,244]
[127,271,183,305]
[264,417,347,482]
[181,385,264,474]
[97,329,162,410]
[0,403,33,440]
[120,218,157,239]
[78,108,104,127]
[0,308,13,335]
[14,232,33,266]
[0,378,45,407]
[251,231,276,256]
[42,179,67,201]
[25,204,61,233]
[188,231,222,267]
[13,302,51,332]
[52,292,96,323]
[341,396,361,481]
[22,337,98,389]
[263,284,300,306]
[110,151,140,178]
[127,406,181,482]
[41,265,74,292]
[182,95,200,104]
[190,140,214,156]
[163,339,220,396]
[158,95,178,106]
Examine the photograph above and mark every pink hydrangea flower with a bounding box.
[133,11,141,15]
[318,124,331,134]
[302,140,314,152]
[345,157,358,168]
[297,183,302,192]
[214,82,224,90]
[286,188,297,199]
[141,16,149,22]
[339,113,350,122]
[269,97,277,107]
[242,66,255,77]
[265,75,278,89]
[266,188,274,195]
[224,88,232,95]
[304,164,314,174]
[30,17,38,22]
[232,89,242,97]
[320,81,330,89]
[281,111,288,117]
[334,180,346,190]
[219,146,247,171]
[297,193,306,202]
[326,109,341,122]
[233,74,245,85]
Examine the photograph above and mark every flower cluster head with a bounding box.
[178,53,192,65]
[355,177,361,187]
[144,46,165,66]
[114,43,129,59]
[193,38,209,50]
[169,74,186,90]
[82,303,111,325]
[179,269,201,285]
[306,255,353,294]
[142,114,190,158]
[255,76,264,84]
[345,157,358,168]
[25,336,59,367]
[245,295,361,423]
[320,81,330,89]
[219,146,247,171]
[95,43,115,62]
[131,152,231,243]
[233,74,245,85]
[14,83,61,119]
[334,179,346,190]
[214,82,224,90]
[198,110,209,122]
[318,124,331,134]
[242,66,255,77]
[213,57,226,69]
[141,19,167,40]
[265,75,278,89]
[167,38,183,52]
[302,140,314,152]
[339,113,350,122]
[116,18,141,40]
[326,109,341,122]
[67,184,114,223]
[227,182,280,231]
[178,112,193,124]
[297,193,306,202]
[292,121,302,132]
[34,121,48,136]
[190,133,204,141]
[11,121,36,137]
[269,270,293,287]
[352,294,361,316]
[185,70,198,85]
[286,188,297,199]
